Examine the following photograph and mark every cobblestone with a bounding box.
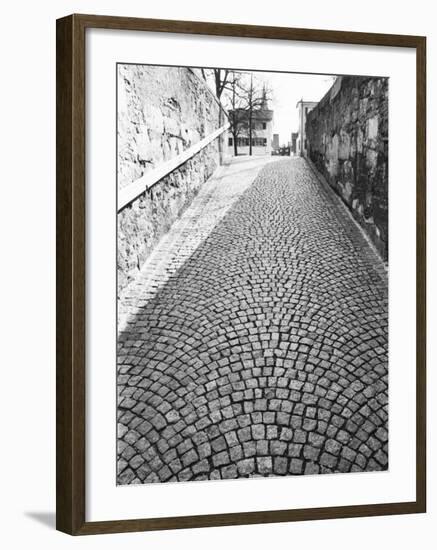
[117,157,388,484]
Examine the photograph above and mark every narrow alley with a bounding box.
[117,157,388,484]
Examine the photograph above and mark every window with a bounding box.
[262,122,267,130]
[228,137,233,146]
[252,138,268,147]
[236,138,249,147]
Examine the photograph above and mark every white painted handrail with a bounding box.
[118,122,230,212]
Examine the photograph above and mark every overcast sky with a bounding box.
[255,71,336,145]
[214,70,336,146]
[197,68,337,145]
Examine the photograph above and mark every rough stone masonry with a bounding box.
[117,66,224,294]
[306,76,388,260]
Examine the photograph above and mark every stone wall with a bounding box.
[306,76,388,259]
[117,65,224,293]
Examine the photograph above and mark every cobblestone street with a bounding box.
[117,157,388,484]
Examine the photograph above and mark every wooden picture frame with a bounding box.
[56,13,426,535]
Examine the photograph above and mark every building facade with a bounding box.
[290,132,298,155]
[226,108,274,156]
[272,133,280,151]
[296,100,318,157]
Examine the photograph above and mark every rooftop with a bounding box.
[296,100,319,109]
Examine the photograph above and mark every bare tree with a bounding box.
[239,75,272,156]
[200,69,232,163]
[199,68,231,100]
[225,72,248,156]
[199,69,272,157]
[214,70,231,163]
[213,69,231,100]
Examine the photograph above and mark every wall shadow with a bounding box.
[24,511,56,529]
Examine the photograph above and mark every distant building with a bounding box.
[296,100,318,157]
[291,132,298,155]
[272,133,280,151]
[226,107,274,156]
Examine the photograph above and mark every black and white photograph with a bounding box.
[1,0,431,542]
[116,63,389,485]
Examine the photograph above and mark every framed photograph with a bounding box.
[56,14,426,535]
